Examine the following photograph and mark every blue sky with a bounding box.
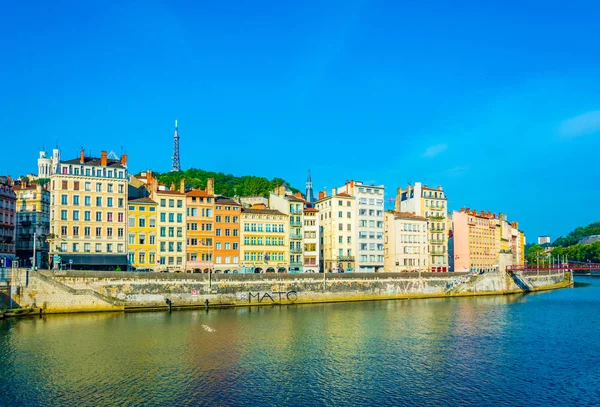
[1,0,600,241]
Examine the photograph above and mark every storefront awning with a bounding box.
[61,254,129,266]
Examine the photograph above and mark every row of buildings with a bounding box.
[0,144,525,273]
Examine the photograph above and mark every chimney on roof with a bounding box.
[121,154,128,167]
[318,191,325,200]
[332,187,337,196]
[100,151,107,166]
[295,191,303,199]
[207,178,214,195]
[170,182,175,191]
[80,148,85,164]
[253,203,266,209]
[180,178,185,193]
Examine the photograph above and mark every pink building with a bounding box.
[0,177,17,265]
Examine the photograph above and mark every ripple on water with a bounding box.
[1,279,599,406]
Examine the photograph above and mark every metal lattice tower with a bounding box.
[171,120,180,171]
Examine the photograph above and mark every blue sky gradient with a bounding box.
[1,0,600,241]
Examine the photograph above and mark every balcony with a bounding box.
[20,220,32,227]
[430,239,446,244]
[290,247,302,253]
[337,256,355,261]
[428,215,446,220]
[289,221,302,227]
[289,233,302,240]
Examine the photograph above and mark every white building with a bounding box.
[537,236,551,245]
[337,181,385,272]
[384,211,429,272]
[37,148,60,179]
[316,188,356,272]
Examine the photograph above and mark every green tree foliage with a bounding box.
[526,244,549,266]
[551,242,600,264]
[152,169,298,198]
[553,221,600,247]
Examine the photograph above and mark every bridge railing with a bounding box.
[507,263,600,272]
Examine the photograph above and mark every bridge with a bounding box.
[507,262,600,273]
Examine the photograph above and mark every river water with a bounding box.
[1,277,600,406]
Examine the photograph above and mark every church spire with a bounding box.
[306,169,315,203]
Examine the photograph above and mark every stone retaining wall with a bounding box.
[8,269,572,314]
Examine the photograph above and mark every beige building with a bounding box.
[269,187,306,272]
[49,149,129,270]
[315,188,356,272]
[396,182,448,271]
[384,211,429,272]
[451,208,526,273]
[240,206,289,272]
[14,183,50,268]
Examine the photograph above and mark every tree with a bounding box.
[151,168,299,198]
[526,244,547,266]
[553,221,600,247]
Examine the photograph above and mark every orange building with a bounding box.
[185,179,215,272]
[213,196,241,272]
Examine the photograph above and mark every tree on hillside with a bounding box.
[149,168,299,198]
[553,221,600,247]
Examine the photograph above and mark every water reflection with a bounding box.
[0,281,597,407]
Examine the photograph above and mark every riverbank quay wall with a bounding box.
[8,269,572,314]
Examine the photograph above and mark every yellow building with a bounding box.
[49,149,129,270]
[240,206,289,272]
[127,197,158,270]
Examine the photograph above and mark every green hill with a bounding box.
[153,168,299,198]
[553,221,600,247]
[525,221,600,265]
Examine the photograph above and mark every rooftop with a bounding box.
[242,208,285,216]
[156,189,184,196]
[62,157,125,169]
[215,196,241,206]
[388,211,427,220]
[128,197,157,204]
[186,189,213,198]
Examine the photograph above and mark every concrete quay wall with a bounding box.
[10,269,572,314]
